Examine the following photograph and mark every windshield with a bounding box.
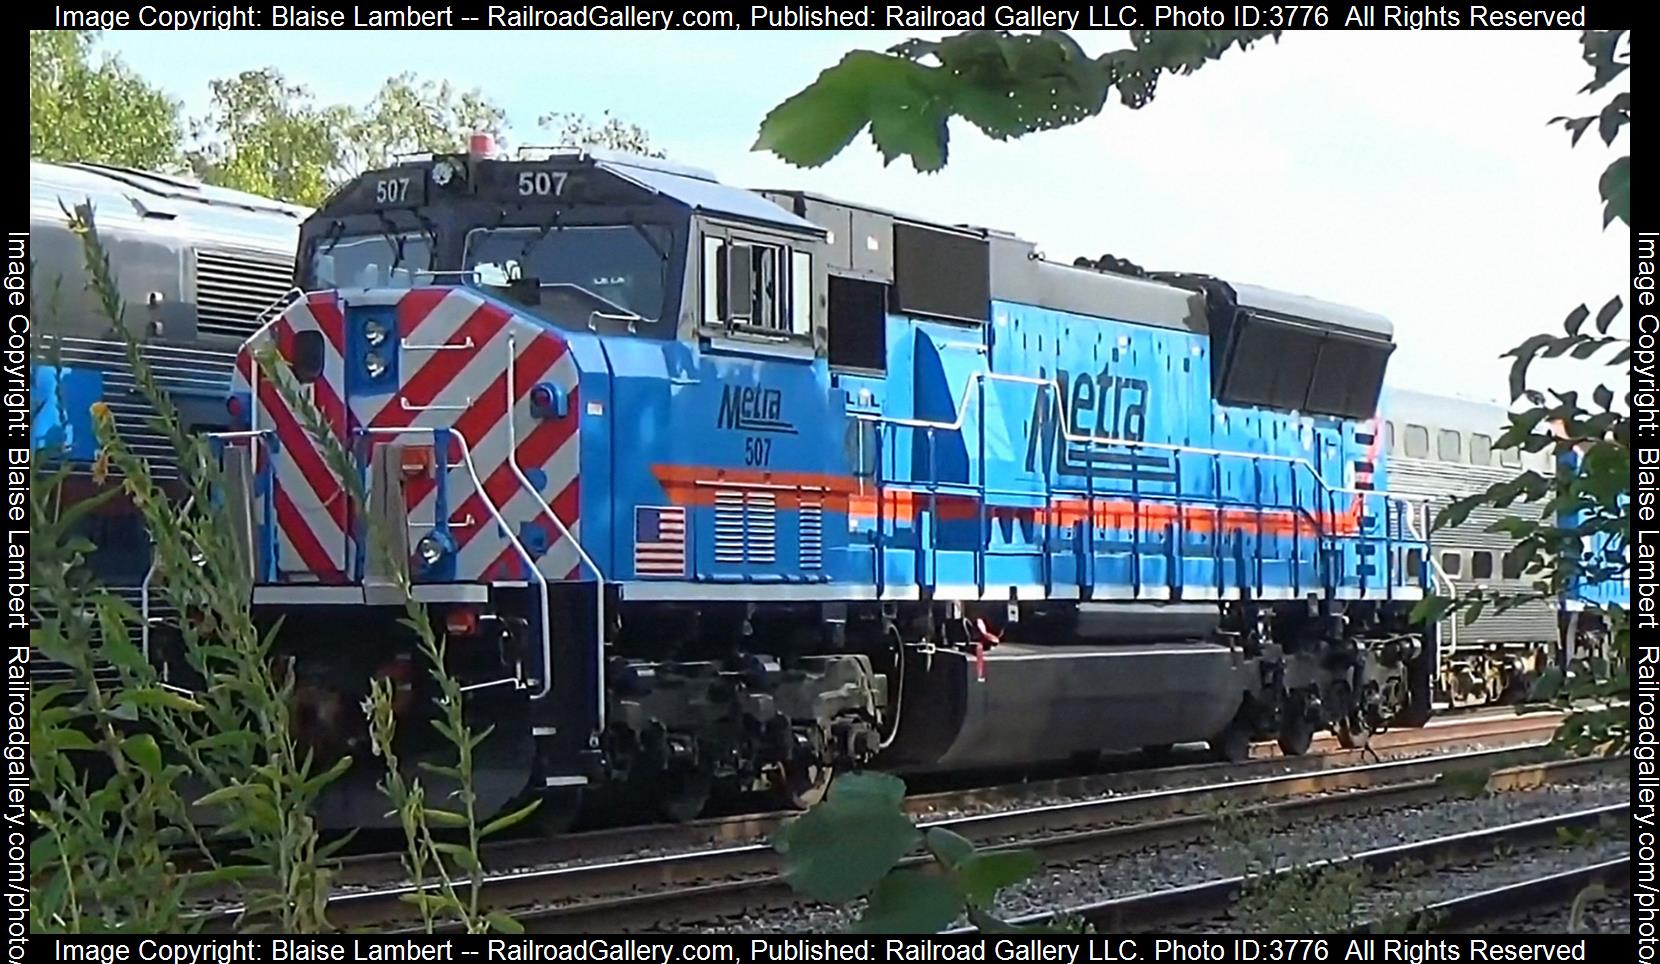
[464,225,669,322]
[311,233,433,289]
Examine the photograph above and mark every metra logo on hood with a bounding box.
[716,384,797,435]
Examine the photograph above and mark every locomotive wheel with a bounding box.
[1277,715,1315,757]
[774,760,834,810]
[656,765,712,823]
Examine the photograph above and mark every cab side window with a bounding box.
[704,235,811,338]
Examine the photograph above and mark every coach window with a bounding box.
[1385,420,1397,453]
[1404,424,1430,458]
[1405,549,1423,580]
[1498,446,1522,468]
[1502,552,1524,579]
[1437,429,1463,462]
[1440,551,1462,576]
[1472,551,1494,580]
[1469,433,1493,466]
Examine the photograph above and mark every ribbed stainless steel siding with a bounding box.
[1389,455,1557,647]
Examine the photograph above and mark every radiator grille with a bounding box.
[714,490,777,565]
[195,249,295,340]
[799,497,823,570]
[44,336,237,481]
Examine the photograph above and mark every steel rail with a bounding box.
[281,747,1616,933]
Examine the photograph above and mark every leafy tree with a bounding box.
[347,72,508,172]
[755,30,1277,172]
[29,30,183,171]
[1421,30,1631,756]
[537,109,663,157]
[186,68,354,207]
[188,70,656,205]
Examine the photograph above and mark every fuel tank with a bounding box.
[881,641,1249,771]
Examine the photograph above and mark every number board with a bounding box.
[477,163,585,204]
[343,167,428,211]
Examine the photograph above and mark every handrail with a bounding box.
[359,425,555,702]
[504,333,607,724]
[1405,507,1460,653]
[847,370,1429,507]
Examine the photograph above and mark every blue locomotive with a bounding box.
[189,143,1450,828]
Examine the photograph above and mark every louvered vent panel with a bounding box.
[713,489,777,565]
[196,249,296,339]
[799,497,823,570]
[715,491,747,563]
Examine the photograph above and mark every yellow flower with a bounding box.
[89,401,111,421]
[91,449,110,485]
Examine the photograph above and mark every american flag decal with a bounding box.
[635,505,687,577]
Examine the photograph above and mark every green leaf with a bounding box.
[924,827,977,869]
[1594,296,1622,334]
[301,753,355,797]
[120,733,163,777]
[1571,338,1614,360]
[421,808,470,828]
[955,849,1041,907]
[1410,596,1457,624]
[773,772,920,904]
[485,910,525,934]
[867,95,949,173]
[1530,667,1566,701]
[480,799,541,838]
[117,687,205,715]
[193,784,254,809]
[430,841,482,874]
[827,770,909,808]
[1599,156,1629,227]
[1562,304,1590,336]
[754,52,911,168]
[852,867,963,934]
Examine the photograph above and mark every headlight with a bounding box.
[416,535,446,567]
[364,318,390,346]
[364,351,388,378]
[431,161,455,187]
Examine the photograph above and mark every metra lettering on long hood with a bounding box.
[717,384,797,435]
[1025,367,1175,483]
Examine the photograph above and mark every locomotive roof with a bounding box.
[31,160,309,259]
[597,154,823,234]
[311,150,823,236]
[31,160,311,220]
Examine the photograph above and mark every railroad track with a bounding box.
[251,740,1613,933]
[307,705,1561,893]
[1383,858,1630,932]
[184,706,1558,902]
[976,801,1629,934]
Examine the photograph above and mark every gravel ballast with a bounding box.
[676,776,1629,934]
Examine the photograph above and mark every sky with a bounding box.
[100,29,1630,405]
